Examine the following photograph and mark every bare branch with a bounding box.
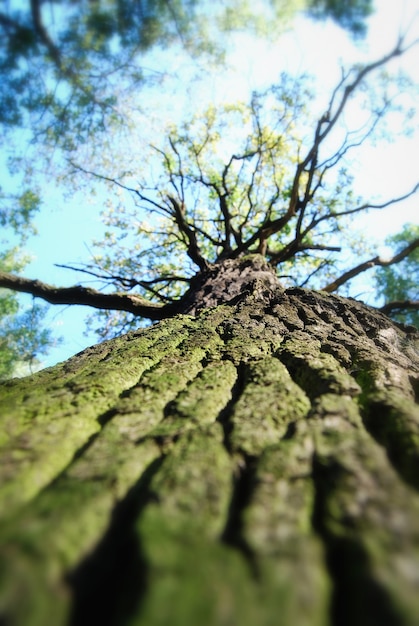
[55,263,190,289]
[68,160,148,196]
[54,263,190,304]
[69,160,210,270]
[298,259,335,288]
[166,196,209,270]
[318,36,414,146]
[301,183,419,244]
[0,271,177,321]
[168,136,186,202]
[322,238,419,293]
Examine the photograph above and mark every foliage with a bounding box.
[0,0,372,144]
[309,0,374,35]
[376,224,419,326]
[0,249,57,380]
[0,187,41,239]
[0,182,55,379]
[0,0,203,134]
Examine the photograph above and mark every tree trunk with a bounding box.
[1,256,419,626]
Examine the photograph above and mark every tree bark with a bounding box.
[0,256,419,626]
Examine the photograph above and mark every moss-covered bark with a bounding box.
[1,266,418,626]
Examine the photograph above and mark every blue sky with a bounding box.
[7,0,419,371]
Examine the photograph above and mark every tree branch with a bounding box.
[289,183,419,263]
[166,196,209,270]
[0,271,177,321]
[55,263,191,296]
[322,238,419,293]
[30,0,62,68]
[268,241,341,265]
[240,39,417,257]
[317,36,415,147]
[379,300,419,315]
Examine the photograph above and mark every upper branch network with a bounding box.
[0,38,418,322]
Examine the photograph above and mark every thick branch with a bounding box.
[268,241,341,266]
[379,300,419,315]
[0,271,176,321]
[30,0,62,68]
[166,196,209,270]
[322,238,419,293]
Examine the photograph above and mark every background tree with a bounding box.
[376,223,419,326]
[0,189,56,378]
[0,0,373,140]
[0,249,56,380]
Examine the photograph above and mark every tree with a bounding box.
[1,5,419,626]
[375,224,419,327]
[0,190,56,379]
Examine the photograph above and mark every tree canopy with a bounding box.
[0,0,373,140]
[0,0,418,373]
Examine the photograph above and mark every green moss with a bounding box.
[213,307,284,363]
[310,394,419,626]
[129,537,265,626]
[280,333,361,398]
[352,349,419,489]
[133,426,257,624]
[241,433,330,626]
[360,389,419,489]
[229,356,311,455]
[142,424,232,536]
[0,315,215,514]
[148,360,238,438]
[0,437,161,626]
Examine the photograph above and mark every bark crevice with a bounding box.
[311,453,404,626]
[215,361,247,452]
[67,456,164,626]
[220,454,260,580]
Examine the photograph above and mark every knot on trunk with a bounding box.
[179,255,282,315]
